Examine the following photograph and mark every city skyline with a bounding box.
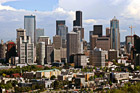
[0,0,140,42]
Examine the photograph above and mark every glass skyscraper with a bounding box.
[24,15,36,45]
[110,16,120,51]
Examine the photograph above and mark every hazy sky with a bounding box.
[0,0,140,42]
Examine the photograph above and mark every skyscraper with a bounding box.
[53,35,62,49]
[73,11,82,27]
[16,28,26,56]
[67,32,78,63]
[56,20,65,35]
[19,36,34,64]
[0,40,6,60]
[73,11,84,40]
[106,27,110,37]
[56,20,68,48]
[93,25,102,37]
[110,16,120,51]
[38,42,45,65]
[24,15,36,45]
[36,28,44,44]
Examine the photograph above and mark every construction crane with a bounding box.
[129,25,135,44]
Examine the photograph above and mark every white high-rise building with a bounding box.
[38,42,45,65]
[17,29,34,64]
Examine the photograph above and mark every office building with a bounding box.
[90,35,98,50]
[6,41,17,63]
[90,48,108,67]
[110,16,120,50]
[0,40,6,59]
[106,27,110,37]
[16,28,26,56]
[125,36,134,53]
[46,45,54,64]
[73,26,84,40]
[24,15,36,45]
[53,49,61,62]
[56,20,65,35]
[60,48,67,63]
[36,28,44,44]
[67,32,78,63]
[74,54,87,67]
[73,11,82,27]
[19,35,34,64]
[93,25,102,37]
[53,35,62,49]
[57,25,68,48]
[38,36,51,45]
[96,37,110,50]
[108,49,118,61]
[38,42,45,65]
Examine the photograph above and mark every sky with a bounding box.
[0,0,140,42]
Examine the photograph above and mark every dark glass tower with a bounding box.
[56,20,65,35]
[73,11,82,27]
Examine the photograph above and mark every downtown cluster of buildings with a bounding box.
[0,10,140,68]
[1,10,140,92]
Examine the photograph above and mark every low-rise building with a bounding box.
[36,69,61,79]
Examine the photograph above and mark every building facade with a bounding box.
[67,32,78,63]
[24,15,36,45]
[90,48,108,67]
[110,17,120,51]
[38,42,45,65]
[36,28,44,44]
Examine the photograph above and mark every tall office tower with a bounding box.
[58,25,68,48]
[106,27,110,37]
[38,36,51,45]
[38,42,45,65]
[90,35,98,50]
[24,15,36,45]
[110,16,120,50]
[46,45,54,64]
[56,20,68,48]
[67,32,78,63]
[18,31,34,64]
[73,11,82,27]
[6,41,17,63]
[93,25,102,37]
[56,20,65,35]
[53,35,62,49]
[73,26,84,40]
[96,37,111,50]
[125,36,134,53]
[36,28,44,44]
[16,28,26,56]
[0,40,6,59]
[54,49,61,62]
[90,48,108,67]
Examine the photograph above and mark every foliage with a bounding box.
[50,75,56,80]
[107,82,140,93]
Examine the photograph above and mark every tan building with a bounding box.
[106,27,110,37]
[38,36,51,45]
[90,35,98,50]
[36,69,61,79]
[108,49,117,61]
[90,48,108,67]
[90,35,110,50]
[54,49,61,62]
[96,37,110,50]
[53,35,62,49]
